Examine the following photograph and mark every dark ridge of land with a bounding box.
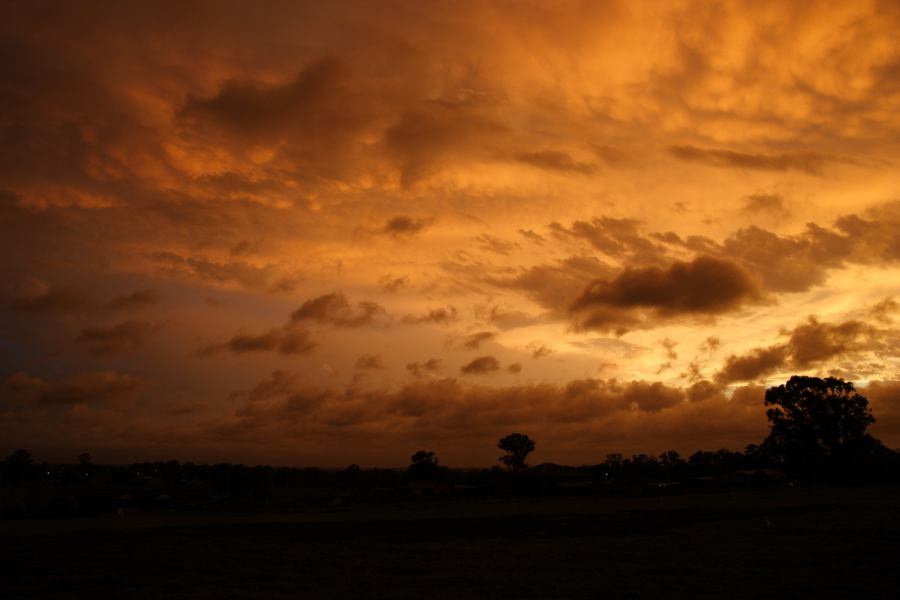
[3,486,900,599]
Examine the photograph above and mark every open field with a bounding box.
[3,486,900,599]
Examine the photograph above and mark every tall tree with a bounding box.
[498,433,535,472]
[408,450,440,480]
[763,376,881,474]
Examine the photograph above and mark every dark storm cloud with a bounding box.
[527,341,552,358]
[178,56,379,185]
[741,193,788,216]
[0,370,144,408]
[570,256,759,332]
[686,380,725,403]
[151,251,298,293]
[526,206,900,325]
[181,57,353,138]
[489,254,614,313]
[786,317,870,368]
[228,370,296,404]
[622,381,685,413]
[463,331,497,349]
[9,285,92,314]
[460,355,501,375]
[668,145,861,175]
[518,229,546,244]
[715,316,881,383]
[715,345,789,384]
[8,283,160,316]
[591,144,630,165]
[355,353,385,370]
[484,305,541,329]
[106,289,161,310]
[380,215,432,238]
[513,150,596,174]
[229,240,260,257]
[74,320,158,356]
[406,358,443,377]
[555,217,669,265]
[378,274,409,293]
[201,327,316,356]
[291,292,388,327]
[863,381,900,441]
[402,306,458,325]
[555,210,900,298]
[476,234,519,255]
[383,101,508,186]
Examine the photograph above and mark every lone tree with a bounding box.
[763,376,882,475]
[498,433,535,472]
[408,450,440,480]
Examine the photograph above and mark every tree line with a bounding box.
[2,376,899,494]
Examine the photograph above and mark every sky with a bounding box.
[2,0,900,467]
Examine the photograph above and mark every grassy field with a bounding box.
[2,486,899,599]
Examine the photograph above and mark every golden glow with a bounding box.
[1,0,899,465]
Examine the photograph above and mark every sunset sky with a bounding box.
[2,0,900,467]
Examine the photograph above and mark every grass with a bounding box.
[2,486,899,599]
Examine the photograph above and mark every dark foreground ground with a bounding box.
[2,486,900,599]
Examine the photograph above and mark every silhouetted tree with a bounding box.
[4,449,34,485]
[408,450,440,479]
[763,376,882,477]
[498,433,535,472]
[659,451,686,479]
